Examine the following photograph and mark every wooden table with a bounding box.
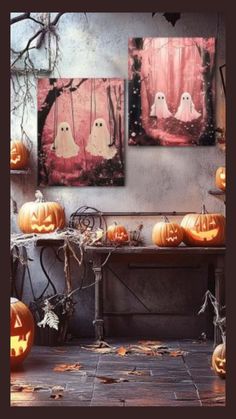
[85,246,225,345]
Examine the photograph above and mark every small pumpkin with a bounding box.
[10,140,29,170]
[18,190,65,234]
[10,297,34,369]
[215,167,226,191]
[212,342,226,379]
[107,222,129,243]
[181,205,225,246]
[152,216,183,247]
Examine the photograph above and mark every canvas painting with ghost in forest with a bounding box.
[128,37,216,146]
[38,78,124,186]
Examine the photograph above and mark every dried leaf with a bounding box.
[169,350,186,357]
[53,363,82,372]
[117,346,128,356]
[138,340,163,346]
[96,376,129,384]
[128,367,147,376]
[11,384,47,392]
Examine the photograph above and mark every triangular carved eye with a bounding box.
[209,220,216,226]
[44,215,52,223]
[14,315,22,328]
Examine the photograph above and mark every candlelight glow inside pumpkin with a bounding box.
[10,298,34,368]
[107,222,129,243]
[18,190,65,234]
[181,205,225,246]
[152,217,183,247]
[10,140,29,170]
[215,167,226,191]
[212,342,226,379]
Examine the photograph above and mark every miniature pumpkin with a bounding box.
[215,167,226,191]
[10,140,29,170]
[107,222,129,243]
[212,342,226,379]
[10,298,34,368]
[152,217,183,247]
[181,205,225,246]
[18,190,65,234]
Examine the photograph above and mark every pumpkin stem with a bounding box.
[35,190,45,203]
[201,204,208,214]
[162,215,170,223]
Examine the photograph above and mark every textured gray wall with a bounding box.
[11,13,225,338]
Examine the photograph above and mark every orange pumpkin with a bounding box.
[152,217,183,247]
[215,167,226,191]
[212,342,226,379]
[181,205,225,246]
[10,298,34,369]
[18,190,65,234]
[10,140,29,170]
[107,222,129,243]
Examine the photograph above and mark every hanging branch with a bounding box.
[198,290,226,343]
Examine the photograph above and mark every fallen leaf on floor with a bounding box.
[82,340,113,349]
[169,350,185,357]
[11,384,47,392]
[53,363,82,372]
[127,367,148,376]
[50,385,64,400]
[82,346,115,354]
[138,340,163,346]
[117,346,129,356]
[96,376,129,384]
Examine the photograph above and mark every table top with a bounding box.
[85,245,226,255]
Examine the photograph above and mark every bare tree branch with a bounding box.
[10,13,30,25]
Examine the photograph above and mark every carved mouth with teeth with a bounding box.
[31,224,55,232]
[11,155,21,165]
[166,236,178,242]
[10,331,31,357]
[189,228,219,241]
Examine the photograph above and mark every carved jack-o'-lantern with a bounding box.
[10,298,34,368]
[212,342,226,379]
[215,167,226,191]
[10,140,29,170]
[18,190,65,234]
[107,222,129,244]
[181,205,225,246]
[152,217,183,247]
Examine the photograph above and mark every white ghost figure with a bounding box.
[150,92,172,119]
[86,118,117,159]
[175,92,201,122]
[52,122,79,158]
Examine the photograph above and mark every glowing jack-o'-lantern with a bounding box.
[10,298,34,368]
[10,140,29,170]
[152,217,183,247]
[107,222,129,244]
[18,190,65,234]
[215,167,226,191]
[181,205,225,246]
[212,342,226,379]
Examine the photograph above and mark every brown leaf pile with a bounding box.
[96,376,129,384]
[53,363,82,372]
[11,384,47,392]
[81,340,187,357]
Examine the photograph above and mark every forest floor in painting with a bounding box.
[11,339,225,407]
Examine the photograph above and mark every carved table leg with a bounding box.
[92,255,104,341]
[214,256,225,346]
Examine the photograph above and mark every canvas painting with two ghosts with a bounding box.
[38,78,124,186]
[38,38,216,186]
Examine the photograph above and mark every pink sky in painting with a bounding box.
[128,37,215,146]
[38,78,124,185]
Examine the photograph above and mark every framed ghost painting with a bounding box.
[38,78,124,186]
[128,38,216,146]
